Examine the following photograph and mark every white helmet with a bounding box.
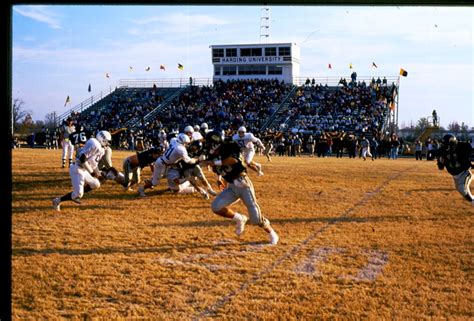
[96,130,112,147]
[184,125,194,135]
[238,126,246,137]
[201,122,209,130]
[194,125,200,132]
[176,133,191,145]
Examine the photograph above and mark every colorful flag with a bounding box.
[145,66,151,71]
[372,62,378,68]
[105,72,110,78]
[178,63,184,70]
[88,83,91,92]
[328,63,332,69]
[349,63,353,69]
[399,68,408,77]
[64,95,70,107]
[160,64,166,71]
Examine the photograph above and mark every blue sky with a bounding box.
[12,5,473,128]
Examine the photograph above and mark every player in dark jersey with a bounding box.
[201,130,279,245]
[122,146,164,191]
[178,140,218,199]
[436,134,473,205]
[71,124,88,151]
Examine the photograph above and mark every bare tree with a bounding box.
[12,98,32,133]
[44,112,57,128]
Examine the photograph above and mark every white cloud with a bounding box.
[13,5,62,29]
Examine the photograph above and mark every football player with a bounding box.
[122,146,164,191]
[138,133,199,196]
[52,130,112,211]
[436,134,474,205]
[201,130,279,245]
[232,126,266,176]
[60,118,76,168]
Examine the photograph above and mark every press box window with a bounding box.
[240,48,262,56]
[214,66,221,76]
[265,47,277,56]
[278,47,291,56]
[268,66,283,75]
[226,48,237,57]
[212,49,224,58]
[223,66,236,75]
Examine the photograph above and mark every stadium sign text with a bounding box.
[220,56,284,64]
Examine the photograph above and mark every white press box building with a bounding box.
[210,42,300,84]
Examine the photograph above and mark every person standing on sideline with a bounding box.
[390,134,400,160]
[360,134,373,161]
[306,135,315,157]
[436,134,473,206]
[202,130,279,245]
[60,118,76,168]
[52,130,112,211]
[415,139,423,160]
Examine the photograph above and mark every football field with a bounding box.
[12,148,473,319]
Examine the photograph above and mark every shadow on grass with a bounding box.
[12,240,266,257]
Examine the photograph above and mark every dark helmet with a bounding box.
[75,124,84,132]
[151,146,164,155]
[188,139,203,154]
[442,134,457,148]
[205,130,224,154]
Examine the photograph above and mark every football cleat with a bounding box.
[255,163,264,176]
[138,185,146,197]
[71,197,81,204]
[235,215,248,236]
[269,230,279,245]
[207,188,218,196]
[52,197,61,211]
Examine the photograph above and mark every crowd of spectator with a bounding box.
[283,79,396,137]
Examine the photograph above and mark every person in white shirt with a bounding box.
[232,126,265,176]
[52,130,111,211]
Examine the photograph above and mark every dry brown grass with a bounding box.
[12,148,474,320]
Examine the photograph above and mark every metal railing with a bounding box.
[118,78,214,88]
[57,87,116,125]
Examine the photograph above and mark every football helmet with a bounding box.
[205,130,224,154]
[176,133,191,145]
[201,122,209,130]
[184,125,194,135]
[238,126,246,137]
[96,130,112,147]
[442,134,457,149]
[188,140,203,154]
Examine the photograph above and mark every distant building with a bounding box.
[210,42,300,84]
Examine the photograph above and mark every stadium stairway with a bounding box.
[259,85,299,132]
[124,86,188,129]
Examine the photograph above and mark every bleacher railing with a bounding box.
[118,78,214,88]
[293,76,399,86]
[57,88,116,125]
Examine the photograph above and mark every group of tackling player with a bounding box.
[52,122,279,245]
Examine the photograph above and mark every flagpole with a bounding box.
[396,75,400,135]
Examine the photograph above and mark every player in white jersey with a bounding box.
[52,130,111,211]
[60,118,76,168]
[138,133,199,196]
[232,126,265,176]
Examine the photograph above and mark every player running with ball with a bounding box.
[202,130,279,245]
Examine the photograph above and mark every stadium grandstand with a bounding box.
[51,41,400,154]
